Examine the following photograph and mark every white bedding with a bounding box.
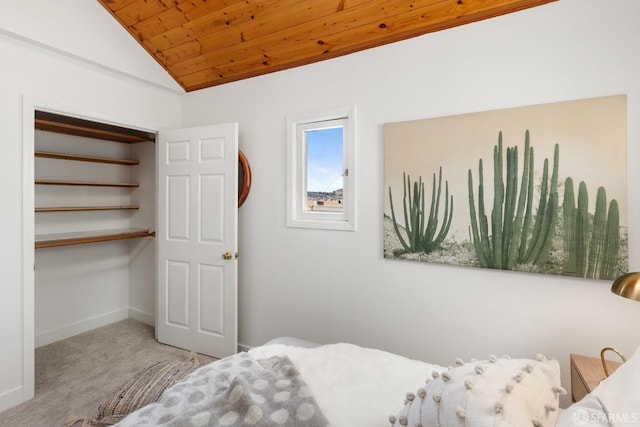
[248,342,443,427]
[111,338,631,427]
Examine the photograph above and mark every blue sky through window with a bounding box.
[306,127,343,192]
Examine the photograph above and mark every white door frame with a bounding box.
[20,95,160,407]
[20,96,35,404]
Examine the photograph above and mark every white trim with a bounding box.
[21,96,35,403]
[128,307,155,327]
[29,101,160,135]
[0,386,25,414]
[237,343,252,353]
[286,105,357,231]
[35,308,129,348]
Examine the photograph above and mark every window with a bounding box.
[287,105,356,230]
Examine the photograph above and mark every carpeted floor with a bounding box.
[0,318,216,427]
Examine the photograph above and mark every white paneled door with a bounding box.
[157,123,238,358]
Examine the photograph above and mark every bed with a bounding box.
[104,338,639,427]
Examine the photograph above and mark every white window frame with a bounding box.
[287,105,356,231]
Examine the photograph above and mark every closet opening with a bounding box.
[33,109,157,348]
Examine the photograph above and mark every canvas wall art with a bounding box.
[383,95,628,280]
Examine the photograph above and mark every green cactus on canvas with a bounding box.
[468,130,559,269]
[601,200,620,279]
[388,168,453,255]
[574,181,590,276]
[562,181,621,280]
[562,178,578,275]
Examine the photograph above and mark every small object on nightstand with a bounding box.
[600,347,627,378]
[570,354,623,402]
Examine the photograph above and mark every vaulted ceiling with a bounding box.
[98,0,555,92]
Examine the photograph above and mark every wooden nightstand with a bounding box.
[570,353,623,402]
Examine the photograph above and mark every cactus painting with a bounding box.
[562,179,621,280]
[467,131,559,270]
[388,168,453,255]
[383,94,628,280]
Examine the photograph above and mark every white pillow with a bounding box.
[557,345,640,427]
[389,354,564,427]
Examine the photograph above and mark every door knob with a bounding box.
[222,251,232,260]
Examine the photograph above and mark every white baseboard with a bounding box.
[128,307,154,326]
[34,308,129,348]
[237,343,252,353]
[0,385,27,414]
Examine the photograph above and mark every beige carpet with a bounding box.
[0,318,216,427]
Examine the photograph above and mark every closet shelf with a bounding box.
[35,179,139,187]
[35,111,155,144]
[35,150,140,165]
[35,205,139,212]
[35,228,155,249]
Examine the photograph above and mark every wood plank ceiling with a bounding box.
[98,0,555,92]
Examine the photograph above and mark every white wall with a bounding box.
[2,0,638,414]
[0,88,28,412]
[183,0,640,407]
[0,17,181,413]
[0,0,181,93]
